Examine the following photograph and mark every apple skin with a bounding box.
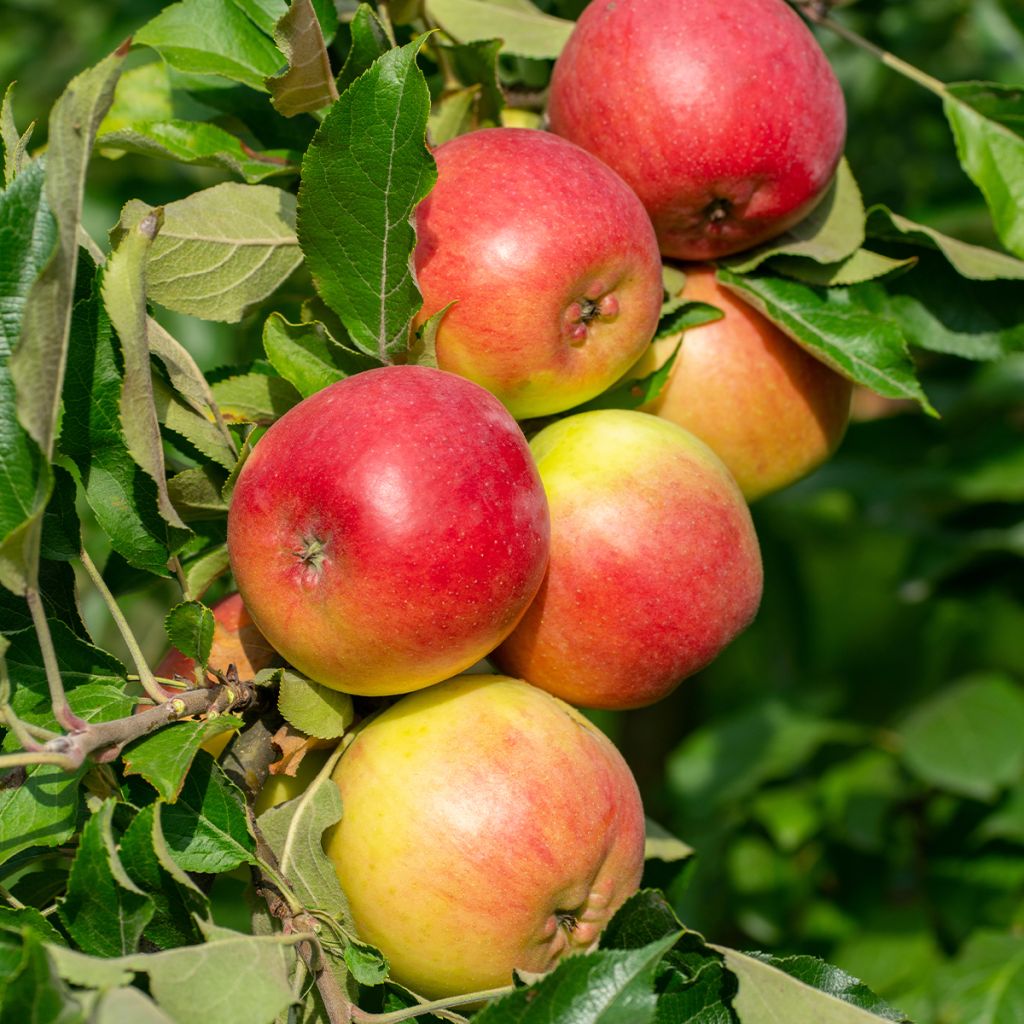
[227,365,550,697]
[493,411,763,709]
[547,0,847,260]
[414,128,663,418]
[255,746,333,816]
[633,266,853,500]
[325,674,645,999]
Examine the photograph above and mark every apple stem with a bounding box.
[800,7,947,99]
[350,986,516,1024]
[79,545,169,707]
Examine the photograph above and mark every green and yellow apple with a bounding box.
[414,128,663,418]
[325,675,645,999]
[634,266,853,500]
[227,366,550,696]
[493,410,763,709]
[548,0,846,259]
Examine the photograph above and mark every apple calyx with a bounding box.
[295,533,328,579]
[703,197,732,225]
[563,286,621,346]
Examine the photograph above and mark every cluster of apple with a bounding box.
[156,0,853,1001]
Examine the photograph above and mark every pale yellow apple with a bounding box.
[324,675,645,999]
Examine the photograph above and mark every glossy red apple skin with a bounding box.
[634,266,853,500]
[494,410,763,709]
[414,128,663,418]
[226,366,550,697]
[325,675,645,998]
[548,0,847,260]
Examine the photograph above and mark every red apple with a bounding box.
[493,410,763,709]
[325,674,645,998]
[547,0,847,260]
[226,366,550,696]
[414,128,663,418]
[633,266,853,500]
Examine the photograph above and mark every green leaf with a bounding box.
[865,205,1024,280]
[0,764,85,868]
[429,86,481,144]
[944,82,1024,258]
[717,268,935,415]
[158,752,256,872]
[90,987,176,1024]
[719,947,908,1023]
[405,302,453,368]
[211,371,301,424]
[0,929,85,1024]
[897,673,1024,800]
[182,543,231,601]
[0,158,56,578]
[655,300,723,341]
[474,932,680,1024]
[257,762,349,920]
[166,467,230,520]
[237,0,339,43]
[98,121,299,184]
[335,4,391,94]
[431,38,505,137]
[721,159,865,274]
[298,38,436,360]
[938,930,1024,1024]
[164,600,216,668]
[277,670,354,739]
[61,269,188,576]
[262,313,380,397]
[0,907,66,947]
[57,800,154,957]
[599,890,684,951]
[644,819,695,865]
[114,184,302,324]
[770,249,917,288]
[3,46,125,593]
[153,377,237,472]
[425,0,575,59]
[344,939,389,986]
[135,0,285,92]
[124,719,243,803]
[570,342,682,414]
[267,0,339,116]
[1,83,35,186]
[976,779,1024,845]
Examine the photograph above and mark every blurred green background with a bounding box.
[4,1,1023,1020]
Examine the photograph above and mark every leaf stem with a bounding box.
[351,987,515,1024]
[0,706,54,751]
[79,545,167,705]
[0,750,78,770]
[25,586,85,731]
[0,884,27,910]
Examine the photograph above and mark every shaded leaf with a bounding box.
[335,3,391,94]
[91,987,176,1024]
[0,765,85,868]
[167,466,230,520]
[298,38,436,360]
[277,670,354,739]
[572,343,681,414]
[425,0,575,60]
[938,930,1024,1024]
[164,600,215,668]
[656,301,723,341]
[770,249,917,288]
[211,371,301,424]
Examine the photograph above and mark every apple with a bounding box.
[632,266,853,500]
[493,410,763,709]
[255,745,333,816]
[325,674,645,999]
[547,0,847,260]
[227,365,550,697]
[414,127,663,418]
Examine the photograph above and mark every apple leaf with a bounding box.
[135,0,285,92]
[99,120,299,184]
[770,249,917,288]
[266,0,338,116]
[210,371,301,424]
[182,544,231,602]
[896,673,1024,801]
[938,930,1024,1024]
[0,929,85,1024]
[119,805,204,950]
[437,38,505,130]
[571,342,681,414]
[429,86,481,144]
[164,600,215,669]
[124,720,244,803]
[298,38,436,361]
[656,300,724,340]
[113,184,302,324]
[865,205,1024,280]
[644,819,695,865]
[406,302,454,368]
[0,764,86,868]
[717,947,909,1023]
[0,158,56,580]
[166,466,229,520]
[335,3,391,94]
[721,158,865,274]
[1,83,35,185]
[152,376,236,471]
[57,800,154,958]
[157,752,256,873]
[235,0,340,42]
[90,987,177,1024]
[277,670,354,740]
[474,931,680,1024]
[425,0,575,60]
[62,270,190,576]
[717,268,935,415]
[262,313,381,398]
[943,82,1024,258]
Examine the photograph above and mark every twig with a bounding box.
[350,988,515,1024]
[0,884,27,910]
[78,546,168,706]
[25,587,85,731]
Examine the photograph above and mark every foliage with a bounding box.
[1,1,1022,1022]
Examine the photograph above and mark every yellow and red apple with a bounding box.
[325,675,645,998]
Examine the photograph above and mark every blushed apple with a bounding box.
[633,266,853,500]
[227,366,550,696]
[414,128,663,418]
[493,410,763,709]
[547,0,847,260]
[325,674,645,998]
